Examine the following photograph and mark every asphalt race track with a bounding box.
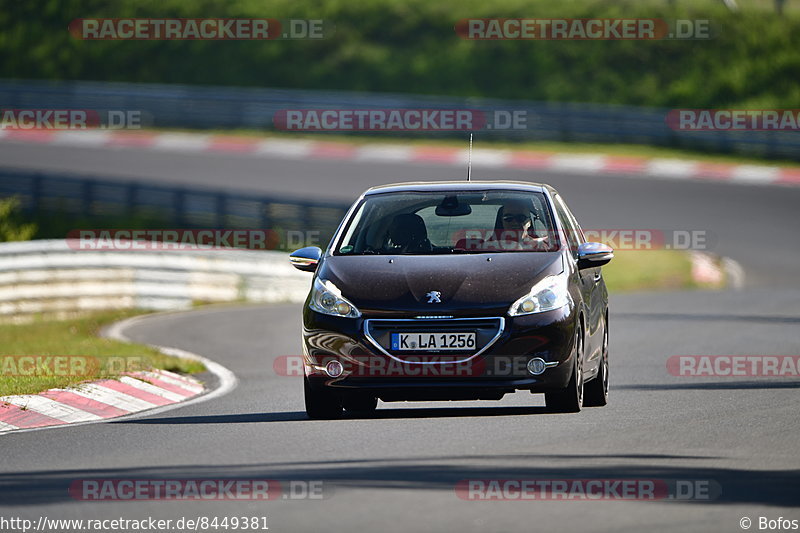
[1,141,799,532]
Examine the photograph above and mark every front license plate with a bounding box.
[391,332,476,351]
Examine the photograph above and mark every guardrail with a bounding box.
[1,79,798,160]
[0,168,345,319]
[0,167,350,240]
[0,239,312,318]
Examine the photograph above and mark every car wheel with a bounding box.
[545,325,584,413]
[584,317,609,407]
[304,377,343,419]
[343,394,378,415]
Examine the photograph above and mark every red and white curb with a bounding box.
[1,129,799,187]
[0,310,237,436]
[0,369,203,434]
[690,251,745,290]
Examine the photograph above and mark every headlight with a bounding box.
[508,271,572,316]
[309,278,361,318]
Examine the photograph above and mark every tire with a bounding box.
[545,325,584,413]
[343,394,378,415]
[584,317,609,407]
[304,377,343,419]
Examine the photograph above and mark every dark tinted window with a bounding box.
[335,190,560,255]
[553,194,581,255]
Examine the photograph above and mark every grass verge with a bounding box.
[603,250,714,293]
[0,309,205,397]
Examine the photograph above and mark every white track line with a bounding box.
[155,368,204,385]
[723,257,746,289]
[457,148,511,167]
[2,131,797,188]
[0,395,101,423]
[646,159,698,179]
[137,369,204,394]
[550,154,606,172]
[0,309,237,436]
[255,139,314,158]
[730,165,781,184]
[65,383,158,412]
[355,145,414,162]
[118,376,187,402]
[0,421,19,433]
[105,309,239,411]
[50,130,112,146]
[152,133,211,152]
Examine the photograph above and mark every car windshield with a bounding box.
[335,190,560,255]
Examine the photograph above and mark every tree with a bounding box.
[0,197,37,242]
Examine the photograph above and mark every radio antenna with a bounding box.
[466,133,473,182]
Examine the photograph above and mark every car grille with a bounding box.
[363,317,504,363]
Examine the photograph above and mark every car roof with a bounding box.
[363,180,552,196]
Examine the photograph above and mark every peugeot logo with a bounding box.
[425,291,442,304]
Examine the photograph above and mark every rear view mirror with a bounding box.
[577,242,614,269]
[435,195,472,217]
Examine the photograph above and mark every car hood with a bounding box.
[316,252,564,315]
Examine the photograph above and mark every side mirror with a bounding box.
[289,246,322,272]
[577,242,614,269]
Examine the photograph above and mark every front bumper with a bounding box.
[301,303,578,401]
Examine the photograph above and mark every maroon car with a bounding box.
[290,181,613,418]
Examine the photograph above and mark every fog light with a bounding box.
[527,357,547,376]
[325,360,344,378]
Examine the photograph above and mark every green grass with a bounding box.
[0,310,205,397]
[603,250,712,293]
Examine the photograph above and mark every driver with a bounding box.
[493,199,548,251]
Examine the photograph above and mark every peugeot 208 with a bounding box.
[289,181,613,418]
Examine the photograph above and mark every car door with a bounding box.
[553,195,603,376]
